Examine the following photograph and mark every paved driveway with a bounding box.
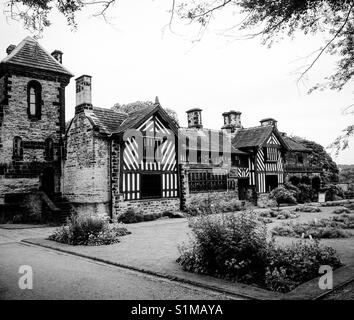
[0,242,235,300]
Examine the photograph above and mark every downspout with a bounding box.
[108,135,113,220]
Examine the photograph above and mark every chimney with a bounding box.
[186,108,203,129]
[75,75,93,114]
[51,50,63,64]
[6,45,16,55]
[260,118,277,127]
[222,110,242,133]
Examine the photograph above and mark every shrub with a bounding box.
[177,211,342,292]
[259,209,298,220]
[265,241,342,292]
[344,203,354,210]
[297,183,316,203]
[186,195,242,216]
[269,187,297,209]
[333,207,351,214]
[48,214,131,245]
[163,210,185,219]
[325,184,345,201]
[118,208,144,224]
[294,206,321,213]
[272,217,352,239]
[178,211,270,284]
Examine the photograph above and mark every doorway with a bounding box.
[238,178,249,200]
[265,175,278,192]
[141,173,162,199]
[42,167,55,196]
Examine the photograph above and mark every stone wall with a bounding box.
[63,112,110,217]
[0,73,65,201]
[116,198,180,216]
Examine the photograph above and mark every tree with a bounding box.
[5,1,354,151]
[176,0,354,153]
[338,164,354,183]
[291,135,339,183]
[3,0,116,34]
[111,100,179,125]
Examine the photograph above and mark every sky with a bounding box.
[0,0,353,164]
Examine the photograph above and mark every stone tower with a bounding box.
[0,37,73,211]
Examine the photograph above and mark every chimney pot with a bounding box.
[51,50,63,64]
[75,75,93,114]
[186,108,203,129]
[260,118,277,127]
[6,45,16,55]
[222,110,242,133]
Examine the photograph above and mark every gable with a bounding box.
[266,133,281,146]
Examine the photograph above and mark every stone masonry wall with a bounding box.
[116,198,180,217]
[0,74,64,200]
[63,112,110,217]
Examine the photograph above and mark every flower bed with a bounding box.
[48,214,131,246]
[177,211,342,293]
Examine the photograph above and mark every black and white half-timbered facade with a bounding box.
[0,37,328,220]
[64,77,180,218]
[120,111,179,201]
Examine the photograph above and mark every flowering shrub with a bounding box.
[265,241,342,292]
[177,211,341,292]
[186,194,242,216]
[269,187,297,209]
[48,214,131,245]
[271,216,354,239]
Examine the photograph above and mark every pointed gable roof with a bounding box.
[1,37,73,76]
[232,125,288,149]
[82,102,179,136]
[283,136,311,152]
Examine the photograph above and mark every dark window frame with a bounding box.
[44,137,54,161]
[13,136,23,160]
[27,80,42,120]
[140,173,162,199]
[188,170,227,193]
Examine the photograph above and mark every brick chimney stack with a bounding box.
[186,108,203,129]
[51,50,63,64]
[222,110,242,133]
[260,118,277,127]
[75,75,93,114]
[6,45,16,55]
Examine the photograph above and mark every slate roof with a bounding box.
[283,136,311,152]
[1,37,73,76]
[179,128,247,155]
[232,125,274,149]
[88,107,128,134]
[84,104,171,135]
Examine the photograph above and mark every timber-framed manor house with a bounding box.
[0,37,323,220]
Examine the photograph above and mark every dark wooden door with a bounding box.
[42,168,55,196]
[265,175,278,192]
[238,178,249,200]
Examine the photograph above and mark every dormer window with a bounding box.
[13,137,23,160]
[27,81,42,120]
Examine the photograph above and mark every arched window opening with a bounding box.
[13,137,23,160]
[27,81,42,120]
[44,138,54,161]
